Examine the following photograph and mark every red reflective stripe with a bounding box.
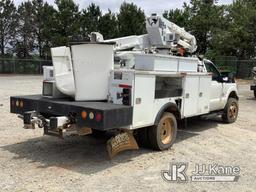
[119,84,132,89]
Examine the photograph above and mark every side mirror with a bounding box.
[220,72,235,83]
[222,77,229,82]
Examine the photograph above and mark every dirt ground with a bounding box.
[0,75,255,192]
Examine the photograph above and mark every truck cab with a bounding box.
[204,60,238,112]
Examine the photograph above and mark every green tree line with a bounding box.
[0,0,145,59]
[0,0,256,61]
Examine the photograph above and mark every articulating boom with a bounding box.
[146,14,197,53]
[92,14,197,54]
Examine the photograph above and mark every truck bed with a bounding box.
[10,95,133,130]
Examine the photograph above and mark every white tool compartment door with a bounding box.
[198,76,211,114]
[183,76,199,117]
[133,74,155,128]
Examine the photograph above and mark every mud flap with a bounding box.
[106,132,139,159]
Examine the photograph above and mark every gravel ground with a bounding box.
[0,75,255,192]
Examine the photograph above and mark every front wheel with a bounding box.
[222,98,239,123]
[148,112,177,151]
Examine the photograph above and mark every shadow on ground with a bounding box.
[1,116,221,175]
[246,97,256,101]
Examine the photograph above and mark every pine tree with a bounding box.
[32,0,56,58]
[99,10,118,39]
[15,1,36,58]
[0,0,17,56]
[81,3,102,39]
[117,2,146,37]
[54,0,81,46]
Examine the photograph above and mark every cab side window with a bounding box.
[204,61,220,81]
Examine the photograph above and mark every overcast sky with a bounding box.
[13,0,234,14]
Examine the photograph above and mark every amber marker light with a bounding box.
[81,111,87,119]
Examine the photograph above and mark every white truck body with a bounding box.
[109,67,237,130]
[47,40,238,131]
[11,14,239,155]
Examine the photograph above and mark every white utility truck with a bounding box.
[10,14,239,157]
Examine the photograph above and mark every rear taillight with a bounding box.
[81,111,102,122]
[12,99,24,108]
[96,113,102,122]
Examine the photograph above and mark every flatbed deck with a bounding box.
[10,95,133,130]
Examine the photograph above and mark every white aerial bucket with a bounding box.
[71,43,114,101]
[51,46,76,97]
[51,44,114,101]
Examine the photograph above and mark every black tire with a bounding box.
[254,90,256,98]
[135,127,150,148]
[148,112,177,151]
[91,129,106,138]
[222,98,239,123]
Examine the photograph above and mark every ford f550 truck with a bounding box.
[10,14,239,157]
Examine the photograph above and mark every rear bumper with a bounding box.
[251,85,256,90]
[10,95,133,130]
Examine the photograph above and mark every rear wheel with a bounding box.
[91,129,106,138]
[135,127,149,148]
[148,112,177,151]
[222,98,239,123]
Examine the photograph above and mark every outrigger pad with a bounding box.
[107,132,139,159]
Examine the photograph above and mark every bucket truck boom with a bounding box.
[146,14,197,53]
[92,14,197,53]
